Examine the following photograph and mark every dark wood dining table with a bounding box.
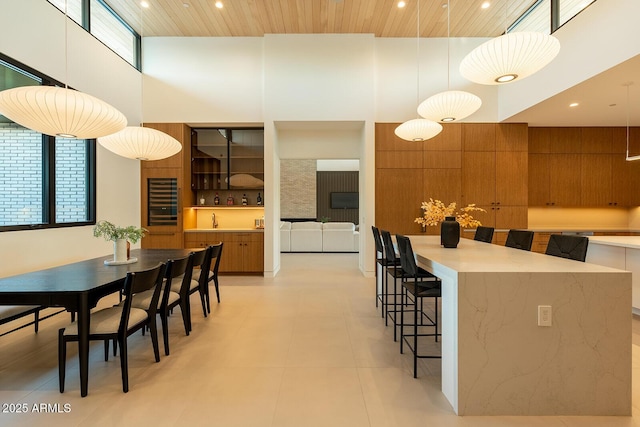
[0,248,196,397]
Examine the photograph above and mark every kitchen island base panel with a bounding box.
[456,271,630,416]
[412,236,631,416]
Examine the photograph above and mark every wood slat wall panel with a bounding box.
[316,171,359,224]
[110,0,536,38]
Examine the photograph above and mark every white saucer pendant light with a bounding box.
[417,0,481,122]
[395,0,442,142]
[0,0,126,139]
[418,90,482,122]
[98,126,182,161]
[459,31,560,85]
[0,86,127,139]
[395,118,443,142]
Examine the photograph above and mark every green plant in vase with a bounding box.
[93,220,147,263]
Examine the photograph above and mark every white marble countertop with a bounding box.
[184,228,264,233]
[588,235,640,249]
[409,235,625,274]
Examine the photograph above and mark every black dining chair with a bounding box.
[206,243,224,308]
[58,263,166,393]
[473,226,494,243]
[545,234,589,262]
[185,246,214,321]
[505,229,535,251]
[160,254,195,355]
[396,234,442,378]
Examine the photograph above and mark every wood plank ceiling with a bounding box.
[106,0,538,38]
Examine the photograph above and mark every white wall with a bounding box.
[143,37,264,123]
[498,0,640,121]
[375,37,498,123]
[0,0,142,277]
[141,33,500,277]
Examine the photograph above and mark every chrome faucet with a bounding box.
[212,212,218,228]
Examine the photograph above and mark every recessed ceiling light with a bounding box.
[569,102,579,107]
[481,2,490,9]
[398,1,406,8]
[183,2,190,8]
[215,1,223,9]
[140,1,150,8]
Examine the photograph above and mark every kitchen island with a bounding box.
[409,236,631,416]
[587,236,640,313]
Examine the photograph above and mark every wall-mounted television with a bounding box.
[330,192,359,209]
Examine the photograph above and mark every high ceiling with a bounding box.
[106,0,536,38]
[103,0,638,127]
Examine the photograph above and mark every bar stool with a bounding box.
[396,234,442,378]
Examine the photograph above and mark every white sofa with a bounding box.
[281,221,359,252]
[290,221,323,252]
[322,222,356,252]
[280,221,291,252]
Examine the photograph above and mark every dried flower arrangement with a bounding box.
[415,198,485,228]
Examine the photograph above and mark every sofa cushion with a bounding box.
[290,222,323,252]
[322,222,356,252]
[280,222,291,252]
[322,222,355,231]
[291,221,322,230]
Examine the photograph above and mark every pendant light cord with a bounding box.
[140,6,144,128]
[415,0,421,113]
[446,0,451,90]
[627,82,631,157]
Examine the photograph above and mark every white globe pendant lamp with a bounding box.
[395,0,442,142]
[98,126,181,161]
[0,85,127,139]
[417,0,481,123]
[459,31,560,85]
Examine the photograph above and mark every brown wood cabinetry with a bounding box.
[529,126,640,207]
[140,123,192,249]
[462,123,528,229]
[184,231,263,274]
[375,122,527,234]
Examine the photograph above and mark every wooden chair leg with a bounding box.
[161,311,170,356]
[104,340,109,361]
[118,335,129,393]
[58,329,66,393]
[148,318,161,363]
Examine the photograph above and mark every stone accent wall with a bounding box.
[280,159,316,219]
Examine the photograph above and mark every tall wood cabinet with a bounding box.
[461,123,528,229]
[140,123,192,249]
[375,122,527,234]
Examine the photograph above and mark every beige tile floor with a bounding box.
[0,252,639,426]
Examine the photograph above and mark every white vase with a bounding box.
[113,238,128,262]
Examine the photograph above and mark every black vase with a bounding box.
[440,216,460,248]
